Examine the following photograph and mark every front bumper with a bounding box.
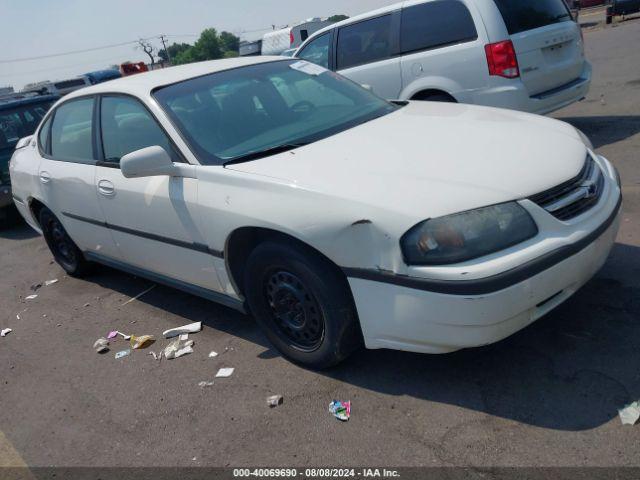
[347,166,621,354]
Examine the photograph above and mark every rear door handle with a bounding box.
[97,179,115,196]
[39,171,51,184]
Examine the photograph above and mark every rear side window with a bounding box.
[297,33,331,68]
[401,1,477,54]
[100,96,175,163]
[493,0,572,35]
[337,15,393,70]
[38,116,52,153]
[50,98,94,162]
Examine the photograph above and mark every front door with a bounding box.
[94,94,221,291]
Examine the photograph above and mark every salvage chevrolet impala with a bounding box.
[9,57,622,367]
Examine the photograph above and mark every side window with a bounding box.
[38,116,52,154]
[337,15,393,70]
[100,96,176,163]
[297,33,331,69]
[50,98,95,163]
[400,1,477,55]
[300,29,309,42]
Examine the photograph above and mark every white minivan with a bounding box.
[294,0,591,114]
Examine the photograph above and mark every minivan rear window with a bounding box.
[493,0,572,35]
[400,1,477,55]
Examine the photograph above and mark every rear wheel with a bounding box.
[39,207,91,277]
[244,241,362,368]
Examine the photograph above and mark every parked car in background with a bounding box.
[609,0,640,15]
[83,69,122,85]
[261,18,332,55]
[239,40,263,57]
[295,0,591,114]
[280,48,297,57]
[10,57,621,366]
[22,76,90,97]
[1,94,58,224]
[119,62,149,76]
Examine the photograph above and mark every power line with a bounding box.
[0,34,197,64]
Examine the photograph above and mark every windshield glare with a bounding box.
[153,60,396,164]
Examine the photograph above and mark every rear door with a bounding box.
[492,0,586,96]
[38,96,121,259]
[335,13,402,99]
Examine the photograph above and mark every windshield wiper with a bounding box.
[223,142,310,165]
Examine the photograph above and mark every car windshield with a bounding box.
[153,60,396,165]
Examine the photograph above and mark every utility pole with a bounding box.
[159,34,170,65]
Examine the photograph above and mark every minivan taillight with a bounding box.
[290,31,294,46]
[485,40,519,78]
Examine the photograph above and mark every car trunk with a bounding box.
[493,0,586,97]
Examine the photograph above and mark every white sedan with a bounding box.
[9,57,621,367]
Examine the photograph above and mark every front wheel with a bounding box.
[39,207,91,277]
[244,241,362,368]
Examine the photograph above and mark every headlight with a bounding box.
[401,202,538,265]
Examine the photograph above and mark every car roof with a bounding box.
[300,1,403,47]
[64,56,285,100]
[0,94,60,110]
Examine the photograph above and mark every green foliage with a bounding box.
[328,14,349,22]
[167,29,240,65]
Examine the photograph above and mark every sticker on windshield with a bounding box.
[289,60,327,76]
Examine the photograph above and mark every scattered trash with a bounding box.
[1,328,12,337]
[198,381,215,388]
[148,351,162,361]
[267,395,283,408]
[115,349,131,359]
[215,367,234,378]
[83,303,90,307]
[16,314,20,320]
[619,401,640,425]
[45,279,59,286]
[25,294,38,300]
[179,333,189,341]
[93,338,109,354]
[164,338,194,359]
[163,321,202,339]
[107,331,118,339]
[130,334,155,350]
[208,351,218,358]
[121,284,156,306]
[329,400,351,422]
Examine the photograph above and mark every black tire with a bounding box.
[39,207,91,277]
[244,241,362,368]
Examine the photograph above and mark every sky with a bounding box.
[0,0,393,90]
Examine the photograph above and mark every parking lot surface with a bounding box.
[1,18,639,469]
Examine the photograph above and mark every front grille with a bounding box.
[529,155,604,221]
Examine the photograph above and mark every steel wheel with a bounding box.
[264,269,325,351]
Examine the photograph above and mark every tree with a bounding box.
[158,42,191,63]
[328,14,349,22]
[137,39,157,65]
[219,31,240,55]
[192,28,222,61]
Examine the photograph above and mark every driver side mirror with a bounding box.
[120,146,194,179]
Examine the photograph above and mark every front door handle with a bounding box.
[97,179,115,196]
[39,171,51,184]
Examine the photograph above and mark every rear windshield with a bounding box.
[493,0,572,35]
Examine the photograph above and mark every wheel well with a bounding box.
[225,227,347,297]
[29,198,46,226]
[410,89,457,102]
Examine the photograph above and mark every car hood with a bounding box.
[226,101,587,221]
